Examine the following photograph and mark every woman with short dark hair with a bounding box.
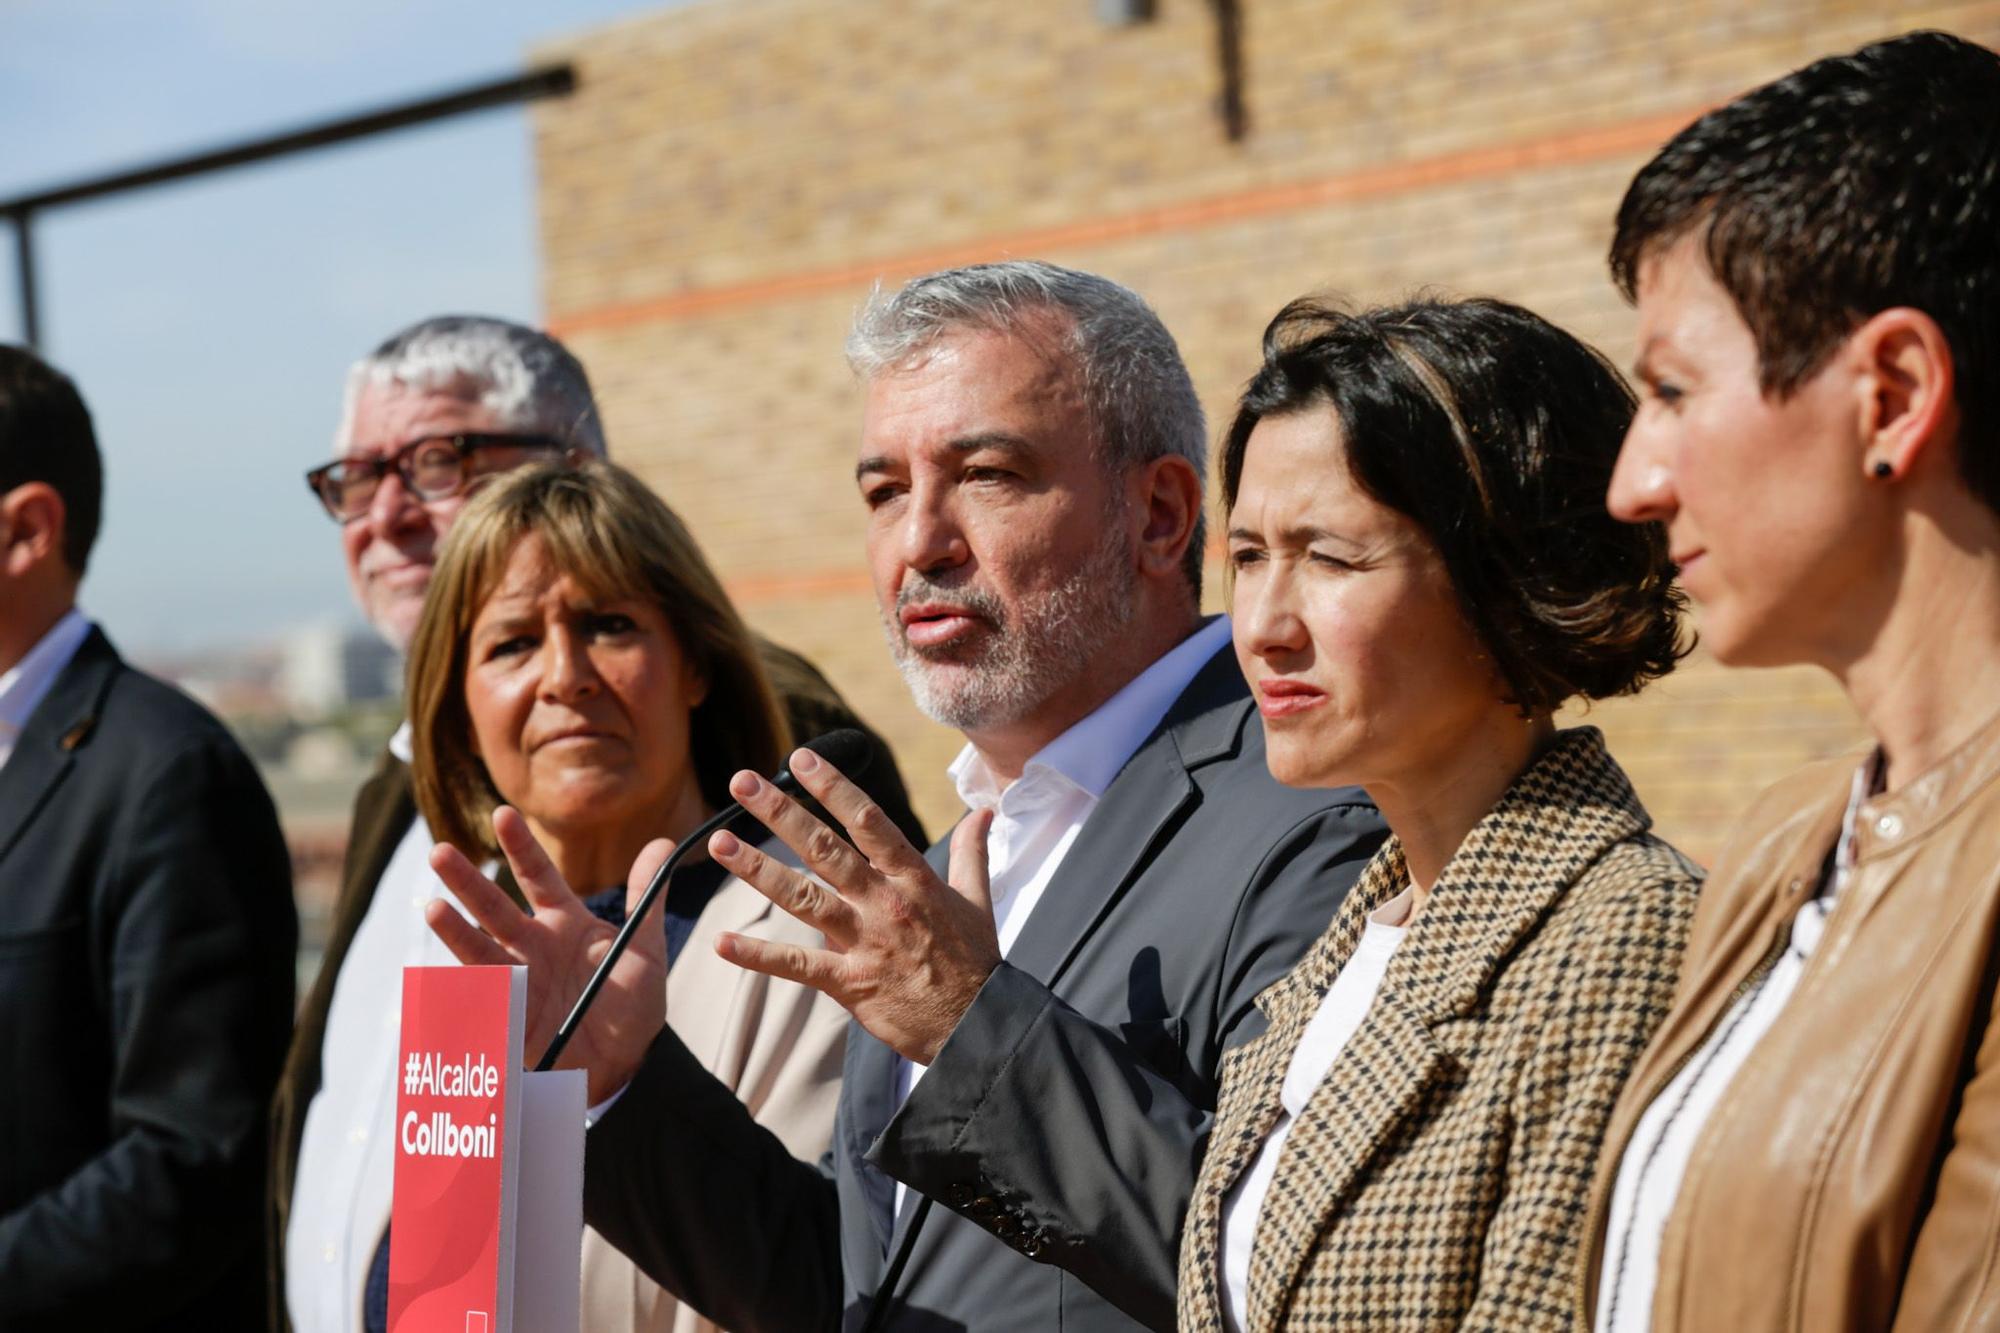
[1585,33,2000,1332]
[1177,296,1700,1330]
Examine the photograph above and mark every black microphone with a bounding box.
[535,728,875,1072]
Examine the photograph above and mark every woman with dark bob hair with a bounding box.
[1176,296,1701,1330]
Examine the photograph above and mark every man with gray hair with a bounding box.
[430,263,1385,1330]
[271,314,920,1331]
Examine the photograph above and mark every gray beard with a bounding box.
[885,525,1139,732]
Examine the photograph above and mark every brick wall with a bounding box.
[532,0,2000,862]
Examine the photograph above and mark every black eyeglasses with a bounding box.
[305,433,569,522]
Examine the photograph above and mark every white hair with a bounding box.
[846,260,1208,593]
[333,315,606,456]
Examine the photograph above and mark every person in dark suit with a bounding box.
[428,261,1387,1331]
[0,345,298,1330]
[271,315,921,1332]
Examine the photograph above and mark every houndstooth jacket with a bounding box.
[1178,728,1700,1332]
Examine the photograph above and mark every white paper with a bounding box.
[508,1067,585,1333]
[494,968,528,1333]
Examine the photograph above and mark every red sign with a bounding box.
[387,965,524,1333]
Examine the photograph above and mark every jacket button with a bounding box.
[992,1214,1020,1240]
[1875,812,1904,840]
[969,1194,999,1218]
[946,1183,973,1207]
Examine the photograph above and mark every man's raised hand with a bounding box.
[709,746,1000,1065]
[426,805,672,1103]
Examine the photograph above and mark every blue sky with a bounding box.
[0,0,671,653]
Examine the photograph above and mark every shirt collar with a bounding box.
[388,719,415,764]
[948,615,1232,808]
[1846,701,2000,862]
[0,608,92,735]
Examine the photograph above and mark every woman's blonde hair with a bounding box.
[407,459,790,860]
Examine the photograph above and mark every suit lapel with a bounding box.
[1387,728,1648,1028]
[1002,645,1246,989]
[877,646,1250,1278]
[999,731,1195,987]
[0,729,74,868]
[333,754,420,940]
[1183,845,1406,1328]
[0,627,117,866]
[274,746,417,1229]
[1248,990,1451,1330]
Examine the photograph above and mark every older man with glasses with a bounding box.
[305,430,572,521]
[271,314,922,1333]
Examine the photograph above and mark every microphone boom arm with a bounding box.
[531,728,875,1073]
[533,801,736,1072]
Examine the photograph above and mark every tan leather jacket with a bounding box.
[1578,707,2000,1331]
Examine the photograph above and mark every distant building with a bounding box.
[278,622,399,718]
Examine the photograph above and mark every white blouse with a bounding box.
[1594,755,1877,1331]
[1219,886,1416,1332]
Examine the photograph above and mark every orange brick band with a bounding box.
[548,104,1708,338]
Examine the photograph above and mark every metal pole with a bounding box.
[1212,0,1248,142]
[12,211,38,350]
[0,64,574,348]
[0,66,576,216]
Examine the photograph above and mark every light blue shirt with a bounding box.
[0,607,92,774]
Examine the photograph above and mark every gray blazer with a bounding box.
[583,641,1385,1331]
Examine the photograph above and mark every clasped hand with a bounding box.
[709,747,1000,1066]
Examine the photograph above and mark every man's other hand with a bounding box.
[710,747,1000,1065]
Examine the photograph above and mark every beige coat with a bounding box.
[1179,729,1700,1331]
[1579,703,2000,1331]
[580,871,849,1333]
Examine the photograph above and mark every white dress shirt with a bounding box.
[1219,886,1414,1332]
[1595,754,1878,1333]
[286,723,471,1333]
[890,616,1233,1215]
[0,607,91,774]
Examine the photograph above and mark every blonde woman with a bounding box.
[403,459,849,1333]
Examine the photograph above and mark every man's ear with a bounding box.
[0,483,68,579]
[1849,307,1958,482]
[1130,454,1204,581]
